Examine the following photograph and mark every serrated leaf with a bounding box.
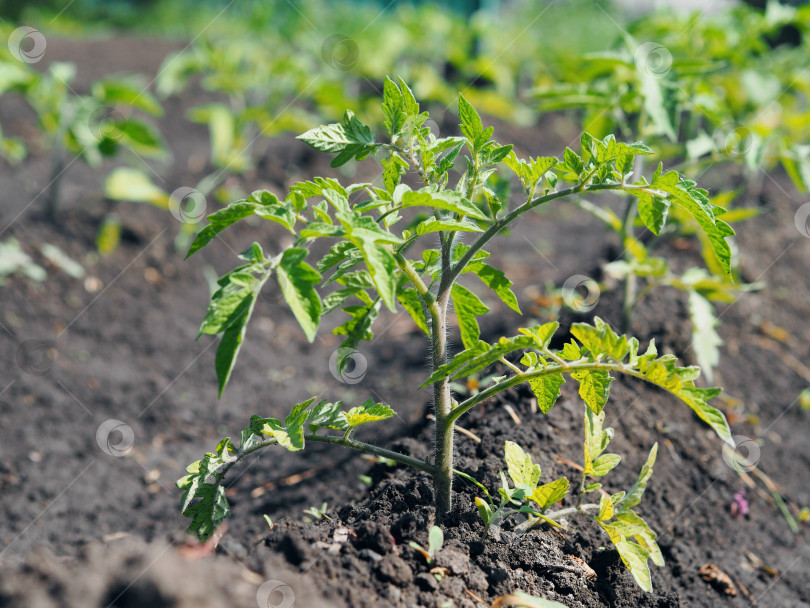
[583,408,612,475]
[336,212,400,312]
[297,110,376,162]
[504,441,541,490]
[458,93,483,144]
[397,287,429,335]
[277,248,322,342]
[343,399,395,428]
[451,284,489,349]
[571,369,613,414]
[382,77,406,139]
[677,386,731,444]
[634,191,670,236]
[531,478,569,509]
[415,217,485,235]
[571,317,629,361]
[601,522,653,592]
[306,400,348,432]
[400,188,490,222]
[421,335,535,387]
[529,373,566,414]
[519,321,560,349]
[597,494,615,521]
[617,443,658,511]
[465,261,521,314]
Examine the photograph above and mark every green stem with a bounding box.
[432,258,454,514]
[620,196,637,334]
[545,502,601,520]
[448,360,640,425]
[236,433,435,475]
[620,156,645,333]
[446,182,631,289]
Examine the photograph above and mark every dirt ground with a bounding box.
[0,36,808,607]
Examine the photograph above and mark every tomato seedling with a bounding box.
[178,79,734,592]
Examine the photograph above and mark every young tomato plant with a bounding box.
[178,79,733,591]
[472,418,661,591]
[20,62,167,218]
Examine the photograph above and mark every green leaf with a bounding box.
[519,321,560,350]
[214,308,254,397]
[397,287,429,335]
[92,79,163,116]
[277,248,322,342]
[677,386,732,445]
[597,494,615,522]
[475,496,492,524]
[382,77,406,139]
[529,373,566,414]
[583,408,613,475]
[178,449,232,541]
[104,167,169,208]
[618,443,658,511]
[400,188,490,222]
[531,478,569,509]
[601,522,653,592]
[633,191,670,236]
[571,369,613,414]
[647,171,735,275]
[451,284,489,349]
[256,417,303,452]
[639,72,676,143]
[415,217,485,235]
[306,400,348,432]
[503,151,559,193]
[199,266,269,397]
[504,441,541,490]
[688,291,721,384]
[615,511,664,567]
[465,261,521,314]
[334,301,381,349]
[190,104,247,171]
[421,335,535,387]
[187,194,293,258]
[428,525,444,556]
[591,453,621,477]
[297,110,376,167]
[571,317,629,361]
[458,93,483,144]
[337,212,401,311]
[343,399,395,428]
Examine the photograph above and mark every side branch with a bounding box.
[448,360,637,424]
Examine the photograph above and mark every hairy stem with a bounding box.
[236,433,435,475]
[449,360,643,425]
[447,182,632,289]
[620,156,645,333]
[545,502,601,520]
[432,254,454,514]
[620,196,638,334]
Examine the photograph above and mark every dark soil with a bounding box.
[1,36,809,608]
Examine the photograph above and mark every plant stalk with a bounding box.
[620,156,645,333]
[432,284,454,515]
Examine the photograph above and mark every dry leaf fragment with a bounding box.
[699,562,738,597]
